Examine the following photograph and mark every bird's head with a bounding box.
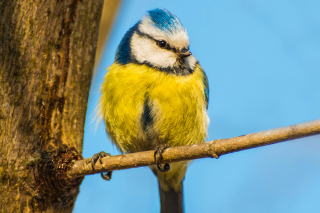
[115,8,197,75]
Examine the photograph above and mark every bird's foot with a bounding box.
[154,144,170,172]
[91,151,113,181]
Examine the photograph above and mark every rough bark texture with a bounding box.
[0,0,103,212]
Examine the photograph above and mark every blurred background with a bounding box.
[74,0,320,212]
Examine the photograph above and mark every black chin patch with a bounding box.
[135,60,195,76]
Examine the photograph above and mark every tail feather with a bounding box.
[159,181,184,213]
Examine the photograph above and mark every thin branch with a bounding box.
[68,119,320,178]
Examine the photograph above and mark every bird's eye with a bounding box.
[158,40,167,48]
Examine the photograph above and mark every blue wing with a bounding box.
[142,95,153,132]
[202,69,209,109]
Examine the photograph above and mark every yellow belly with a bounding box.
[99,63,208,153]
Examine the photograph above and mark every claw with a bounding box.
[91,151,113,181]
[154,144,170,172]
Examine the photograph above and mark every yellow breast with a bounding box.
[99,63,208,153]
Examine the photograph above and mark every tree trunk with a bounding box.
[0,0,103,212]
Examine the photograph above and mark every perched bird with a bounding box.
[97,8,209,213]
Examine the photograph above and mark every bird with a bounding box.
[96,8,209,213]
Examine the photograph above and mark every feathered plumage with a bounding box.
[99,8,209,213]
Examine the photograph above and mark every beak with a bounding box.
[179,48,192,58]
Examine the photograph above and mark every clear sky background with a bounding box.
[74,0,320,212]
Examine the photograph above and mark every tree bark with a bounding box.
[0,0,103,212]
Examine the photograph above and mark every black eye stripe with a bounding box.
[135,29,154,40]
[135,29,178,53]
[155,39,178,53]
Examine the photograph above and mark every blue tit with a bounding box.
[99,8,209,213]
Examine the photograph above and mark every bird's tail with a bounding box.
[152,161,187,213]
[159,181,184,213]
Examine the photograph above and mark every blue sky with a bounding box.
[74,0,320,212]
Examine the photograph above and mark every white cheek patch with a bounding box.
[184,55,197,70]
[131,33,177,68]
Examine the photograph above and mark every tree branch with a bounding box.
[68,119,320,178]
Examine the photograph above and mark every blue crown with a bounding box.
[148,8,185,34]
